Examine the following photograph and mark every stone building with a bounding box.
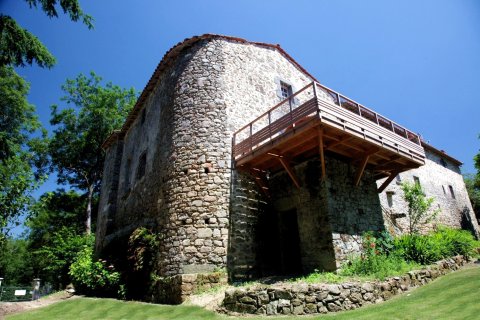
[95,34,479,302]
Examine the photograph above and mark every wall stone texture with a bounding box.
[378,147,480,237]
[95,35,479,303]
[222,256,468,316]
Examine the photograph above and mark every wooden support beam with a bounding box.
[318,127,326,180]
[326,136,353,150]
[354,155,370,186]
[278,157,301,188]
[377,170,400,193]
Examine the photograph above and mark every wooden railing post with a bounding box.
[268,111,272,142]
[249,123,253,152]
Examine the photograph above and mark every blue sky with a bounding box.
[3,0,480,197]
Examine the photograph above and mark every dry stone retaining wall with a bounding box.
[223,256,467,316]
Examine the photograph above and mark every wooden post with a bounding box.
[354,155,370,186]
[318,127,326,180]
[377,171,400,193]
[249,123,253,152]
[278,157,300,188]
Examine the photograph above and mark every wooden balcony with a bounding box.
[232,82,426,193]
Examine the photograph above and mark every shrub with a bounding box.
[393,227,479,264]
[340,232,420,279]
[69,245,121,297]
[401,182,439,234]
[434,227,479,257]
[394,234,443,265]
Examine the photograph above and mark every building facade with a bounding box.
[95,34,479,303]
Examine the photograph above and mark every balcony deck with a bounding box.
[232,82,425,192]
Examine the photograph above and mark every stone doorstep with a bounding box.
[221,255,469,316]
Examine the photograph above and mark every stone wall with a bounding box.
[97,37,317,283]
[153,272,228,304]
[378,147,480,237]
[222,256,467,316]
[221,39,315,280]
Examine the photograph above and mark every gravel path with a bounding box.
[0,291,78,319]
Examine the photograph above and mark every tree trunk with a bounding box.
[85,184,93,235]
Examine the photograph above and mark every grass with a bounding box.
[7,265,480,320]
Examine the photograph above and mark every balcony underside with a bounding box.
[233,89,426,192]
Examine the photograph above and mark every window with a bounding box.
[449,185,455,199]
[442,185,446,195]
[395,174,402,185]
[440,158,447,168]
[141,108,146,125]
[413,176,420,186]
[136,152,147,180]
[280,81,293,100]
[386,191,394,207]
[124,158,132,191]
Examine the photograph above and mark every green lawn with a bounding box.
[7,266,480,320]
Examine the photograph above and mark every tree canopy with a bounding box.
[0,66,45,240]
[0,0,93,68]
[48,72,136,234]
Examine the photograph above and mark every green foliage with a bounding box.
[401,182,439,234]
[33,227,92,289]
[464,173,480,221]
[0,238,34,285]
[394,227,479,265]
[69,244,121,297]
[27,190,87,241]
[48,72,136,233]
[292,270,345,284]
[0,0,92,68]
[0,15,56,68]
[127,227,158,272]
[25,0,93,29]
[394,234,443,265]
[340,232,420,280]
[21,190,91,288]
[0,66,46,240]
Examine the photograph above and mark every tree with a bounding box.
[0,0,92,68]
[1,0,92,241]
[467,137,480,222]
[48,72,136,234]
[22,189,91,288]
[0,66,46,241]
[0,237,34,285]
[401,182,439,234]
[27,189,88,244]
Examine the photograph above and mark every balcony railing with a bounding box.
[233,82,423,161]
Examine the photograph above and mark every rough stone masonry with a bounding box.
[95,34,480,303]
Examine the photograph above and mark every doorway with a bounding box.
[277,209,302,275]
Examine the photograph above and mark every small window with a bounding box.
[449,185,455,199]
[413,176,420,186]
[124,158,132,191]
[136,152,147,180]
[440,158,447,168]
[395,174,402,185]
[280,81,293,100]
[141,108,146,125]
[442,185,446,195]
[386,191,394,207]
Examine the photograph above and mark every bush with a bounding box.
[69,245,121,297]
[393,227,479,264]
[340,232,419,279]
[394,234,443,264]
